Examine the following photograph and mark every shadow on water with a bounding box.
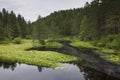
[0,60,120,80]
[73,60,120,80]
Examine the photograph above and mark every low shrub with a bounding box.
[13,37,22,44]
[25,35,31,39]
[97,34,120,51]
[45,41,62,48]
[0,38,11,44]
[96,42,106,47]
[109,38,120,51]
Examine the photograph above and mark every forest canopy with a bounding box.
[0,0,120,50]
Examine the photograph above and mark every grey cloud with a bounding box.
[0,0,93,21]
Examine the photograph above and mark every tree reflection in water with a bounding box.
[37,66,42,72]
[0,60,119,80]
[0,61,43,72]
[0,61,17,71]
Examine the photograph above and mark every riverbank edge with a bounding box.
[69,41,120,79]
[71,41,120,64]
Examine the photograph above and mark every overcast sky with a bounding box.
[0,0,93,22]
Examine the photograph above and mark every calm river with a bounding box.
[0,61,119,80]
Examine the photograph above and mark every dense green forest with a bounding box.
[32,0,120,50]
[0,0,120,50]
[0,8,32,43]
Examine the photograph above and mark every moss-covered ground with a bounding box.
[0,39,77,68]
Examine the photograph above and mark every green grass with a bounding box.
[71,40,96,49]
[104,54,120,63]
[71,40,120,63]
[32,40,62,48]
[100,48,120,64]
[0,39,77,68]
[45,41,62,48]
[99,48,116,54]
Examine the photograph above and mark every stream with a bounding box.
[1,41,120,80]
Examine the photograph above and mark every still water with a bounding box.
[0,61,119,80]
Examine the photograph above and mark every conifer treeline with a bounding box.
[0,0,120,45]
[33,0,120,41]
[0,8,32,41]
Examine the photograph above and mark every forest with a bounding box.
[32,0,120,51]
[0,0,120,80]
[0,0,120,50]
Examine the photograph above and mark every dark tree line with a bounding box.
[32,8,84,44]
[0,8,32,42]
[0,61,17,71]
[32,0,120,49]
[0,0,120,49]
[81,0,120,41]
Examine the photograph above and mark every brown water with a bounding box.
[0,61,119,80]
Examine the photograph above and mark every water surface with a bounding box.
[0,61,119,80]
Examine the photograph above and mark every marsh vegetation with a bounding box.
[0,0,120,80]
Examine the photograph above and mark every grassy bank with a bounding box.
[33,40,63,49]
[71,40,120,63]
[71,41,96,49]
[0,40,77,68]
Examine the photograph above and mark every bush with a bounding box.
[97,35,116,48]
[97,34,120,51]
[13,37,22,44]
[109,38,120,50]
[107,35,115,42]
[32,40,42,47]
[45,42,62,48]
[0,38,11,44]
[96,42,106,47]
[25,35,31,39]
